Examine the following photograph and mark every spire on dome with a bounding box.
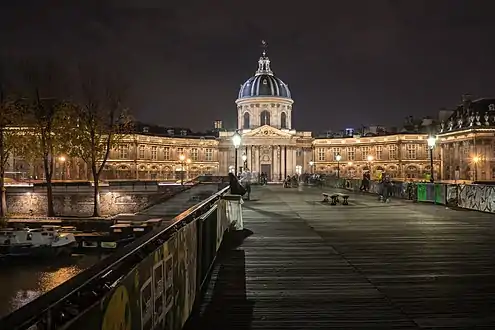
[255,40,273,76]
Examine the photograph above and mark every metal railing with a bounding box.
[0,183,231,330]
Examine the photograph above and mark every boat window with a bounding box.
[49,233,54,237]
[42,232,48,236]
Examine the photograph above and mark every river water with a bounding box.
[0,254,104,318]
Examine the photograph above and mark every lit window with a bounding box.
[191,148,199,161]
[205,148,213,161]
[151,146,157,160]
[317,148,325,161]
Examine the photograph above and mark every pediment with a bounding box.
[243,125,292,138]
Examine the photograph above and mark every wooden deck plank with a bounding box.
[187,185,495,329]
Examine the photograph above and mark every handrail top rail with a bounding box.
[0,183,230,328]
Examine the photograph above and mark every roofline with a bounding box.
[235,96,294,104]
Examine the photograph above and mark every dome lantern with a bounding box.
[237,41,291,100]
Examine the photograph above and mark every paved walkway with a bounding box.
[112,183,220,223]
[189,185,495,329]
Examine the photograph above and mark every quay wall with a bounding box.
[5,182,181,217]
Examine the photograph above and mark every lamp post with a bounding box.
[427,136,436,182]
[309,160,314,174]
[179,154,185,186]
[473,156,480,181]
[366,155,373,175]
[59,156,66,180]
[232,130,242,176]
[186,158,191,180]
[335,153,342,179]
[242,153,247,170]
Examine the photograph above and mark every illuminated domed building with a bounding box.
[218,47,314,181]
[6,45,439,183]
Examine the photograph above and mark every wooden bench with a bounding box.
[322,192,350,205]
[337,192,350,205]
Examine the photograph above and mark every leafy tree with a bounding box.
[64,69,132,217]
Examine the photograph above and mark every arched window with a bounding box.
[243,112,250,129]
[280,112,287,129]
[260,110,270,126]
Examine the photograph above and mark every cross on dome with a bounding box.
[256,40,273,76]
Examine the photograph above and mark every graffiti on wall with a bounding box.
[68,221,199,330]
[458,184,495,213]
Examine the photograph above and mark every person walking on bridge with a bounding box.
[240,168,252,200]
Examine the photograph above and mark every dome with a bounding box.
[238,74,291,99]
[238,51,291,99]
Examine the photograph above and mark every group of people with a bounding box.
[283,175,299,188]
[360,170,393,203]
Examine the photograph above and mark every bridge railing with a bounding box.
[325,177,460,208]
[0,183,231,330]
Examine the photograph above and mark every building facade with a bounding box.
[437,96,495,181]
[5,49,454,182]
[216,49,437,181]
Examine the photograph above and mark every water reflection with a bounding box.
[0,254,104,318]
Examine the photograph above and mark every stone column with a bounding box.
[279,145,283,181]
[281,145,286,179]
[284,146,288,178]
[247,146,252,171]
[253,146,258,173]
[286,147,291,176]
[292,147,297,175]
[272,146,276,181]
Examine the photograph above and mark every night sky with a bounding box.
[2,0,495,132]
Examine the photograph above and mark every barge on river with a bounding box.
[0,226,77,258]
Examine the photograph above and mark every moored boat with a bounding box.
[0,226,77,258]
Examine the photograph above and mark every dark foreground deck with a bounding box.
[186,185,495,329]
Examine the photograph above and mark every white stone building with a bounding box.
[218,49,313,181]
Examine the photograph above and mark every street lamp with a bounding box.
[59,156,66,180]
[186,158,191,180]
[232,130,242,176]
[242,153,247,170]
[309,160,314,174]
[473,156,480,181]
[335,153,342,178]
[427,135,437,182]
[179,154,185,186]
[366,155,373,174]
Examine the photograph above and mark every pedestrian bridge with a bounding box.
[2,184,495,329]
[186,185,495,329]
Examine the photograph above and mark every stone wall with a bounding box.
[6,185,178,217]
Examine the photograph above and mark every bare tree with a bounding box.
[65,68,132,217]
[19,61,69,217]
[0,74,20,219]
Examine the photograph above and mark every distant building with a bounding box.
[437,95,495,181]
[9,47,474,182]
